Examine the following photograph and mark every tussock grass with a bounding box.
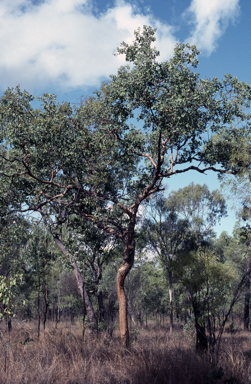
[0,321,250,383]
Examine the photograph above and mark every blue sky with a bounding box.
[0,0,250,236]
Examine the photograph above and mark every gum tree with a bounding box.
[166,183,227,243]
[1,26,251,347]
[141,184,226,335]
[141,195,190,334]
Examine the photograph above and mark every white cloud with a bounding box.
[0,0,177,92]
[0,0,241,93]
[183,0,240,54]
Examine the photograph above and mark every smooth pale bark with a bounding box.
[53,236,97,330]
[116,221,135,348]
[164,262,174,334]
[168,269,173,334]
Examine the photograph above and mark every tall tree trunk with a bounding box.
[244,262,251,330]
[43,285,49,330]
[168,269,173,334]
[54,236,98,330]
[116,221,135,347]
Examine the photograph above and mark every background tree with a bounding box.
[0,214,30,278]
[221,224,251,330]
[24,224,54,337]
[42,212,98,332]
[178,244,238,352]
[141,195,190,333]
[239,226,251,330]
[166,183,227,244]
[65,217,119,324]
[141,184,227,335]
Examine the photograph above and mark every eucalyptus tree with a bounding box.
[142,185,226,334]
[1,26,251,347]
[166,183,227,244]
[178,226,250,352]
[223,224,251,330]
[49,212,120,326]
[0,214,30,278]
[219,175,251,331]
[0,212,29,351]
[239,225,251,331]
[141,195,190,334]
[65,216,119,323]
[178,244,238,352]
[39,209,98,332]
[24,224,53,337]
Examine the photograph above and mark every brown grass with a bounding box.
[0,320,251,384]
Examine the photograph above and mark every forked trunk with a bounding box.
[116,222,135,347]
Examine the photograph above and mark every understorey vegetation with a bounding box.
[0,321,251,384]
[0,26,251,382]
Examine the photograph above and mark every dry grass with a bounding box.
[0,320,251,384]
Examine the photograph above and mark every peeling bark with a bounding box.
[116,221,135,347]
[117,263,130,347]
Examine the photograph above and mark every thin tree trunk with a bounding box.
[37,275,41,339]
[116,221,135,347]
[54,236,98,330]
[82,259,86,339]
[168,269,173,334]
[43,285,49,330]
[244,262,250,330]
[5,315,11,374]
[57,286,60,325]
[97,289,105,322]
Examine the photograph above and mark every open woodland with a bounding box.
[1,26,251,383]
